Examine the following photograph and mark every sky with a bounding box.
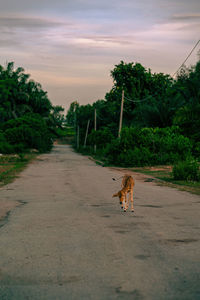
[0,0,200,112]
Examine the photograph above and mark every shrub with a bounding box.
[0,130,14,154]
[172,159,200,181]
[104,139,121,164]
[13,143,27,153]
[104,126,192,166]
[0,142,15,154]
[117,147,153,167]
[152,127,191,164]
[88,128,114,148]
[3,113,53,152]
[193,142,200,159]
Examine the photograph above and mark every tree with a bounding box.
[0,62,65,153]
[66,101,79,126]
[173,60,200,143]
[0,62,52,122]
[105,61,174,128]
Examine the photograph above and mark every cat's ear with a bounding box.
[112,193,118,197]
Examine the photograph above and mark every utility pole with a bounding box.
[74,105,78,148]
[94,108,97,153]
[77,125,79,149]
[84,119,90,148]
[118,89,124,138]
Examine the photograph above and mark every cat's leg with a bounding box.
[130,189,134,212]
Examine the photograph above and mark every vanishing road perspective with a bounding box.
[0,145,199,300]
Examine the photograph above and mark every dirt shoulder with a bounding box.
[0,200,21,224]
[0,154,37,223]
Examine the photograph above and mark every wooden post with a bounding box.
[74,107,77,148]
[84,120,90,148]
[94,108,97,153]
[118,89,124,138]
[77,125,79,149]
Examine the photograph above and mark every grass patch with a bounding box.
[0,154,37,187]
[55,127,75,145]
[131,166,200,195]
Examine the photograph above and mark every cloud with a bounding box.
[0,0,131,16]
[171,13,200,21]
[0,14,76,50]
[0,15,69,29]
[0,15,131,55]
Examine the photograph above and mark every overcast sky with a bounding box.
[0,0,199,111]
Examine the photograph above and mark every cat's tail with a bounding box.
[112,176,123,181]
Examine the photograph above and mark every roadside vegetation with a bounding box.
[131,166,200,195]
[66,59,200,190]
[0,153,37,186]
[0,62,66,185]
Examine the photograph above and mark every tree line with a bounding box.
[0,62,65,153]
[66,60,200,177]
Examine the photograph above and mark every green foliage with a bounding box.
[48,105,65,131]
[88,128,114,148]
[104,127,192,166]
[4,114,53,152]
[111,61,152,96]
[0,62,52,120]
[173,61,200,144]
[0,131,6,143]
[117,147,153,167]
[172,159,200,181]
[0,62,65,154]
[105,61,175,128]
[66,101,79,126]
[174,103,200,143]
[0,130,14,154]
[0,142,14,154]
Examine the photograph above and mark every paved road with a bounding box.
[0,145,199,300]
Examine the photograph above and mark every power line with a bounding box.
[124,94,154,103]
[96,112,104,121]
[172,39,200,78]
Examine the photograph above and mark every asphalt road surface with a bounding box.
[0,145,199,300]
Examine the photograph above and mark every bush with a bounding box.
[172,159,200,181]
[88,128,114,148]
[193,142,200,159]
[13,143,27,153]
[0,130,14,154]
[104,139,121,164]
[152,127,192,164]
[3,113,53,152]
[104,126,192,166]
[114,147,153,167]
[0,142,15,154]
